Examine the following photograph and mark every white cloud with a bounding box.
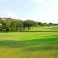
[7,12,17,18]
[6,12,20,19]
[0,11,19,19]
[30,0,48,3]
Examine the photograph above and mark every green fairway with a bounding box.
[0,32,58,58]
[0,26,58,58]
[0,0,58,57]
[0,32,58,40]
[23,26,58,31]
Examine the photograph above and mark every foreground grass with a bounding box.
[0,32,58,58]
[0,32,58,40]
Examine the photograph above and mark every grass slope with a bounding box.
[0,26,58,58]
[0,32,58,40]
[0,32,58,58]
[23,26,58,31]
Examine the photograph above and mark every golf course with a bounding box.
[0,26,58,58]
[0,0,58,57]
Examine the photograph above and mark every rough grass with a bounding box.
[0,26,58,58]
[0,39,58,58]
[0,32,58,58]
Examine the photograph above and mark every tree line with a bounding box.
[0,17,58,32]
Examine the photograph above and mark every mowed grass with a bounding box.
[0,32,58,58]
[0,32,58,40]
[24,26,58,31]
[0,26,58,58]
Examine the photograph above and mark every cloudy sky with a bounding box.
[0,0,58,23]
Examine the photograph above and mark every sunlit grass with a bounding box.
[24,26,58,31]
[0,26,58,58]
[0,32,58,40]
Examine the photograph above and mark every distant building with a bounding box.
[0,19,3,30]
[0,23,2,25]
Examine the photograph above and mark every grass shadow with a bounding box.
[0,38,58,49]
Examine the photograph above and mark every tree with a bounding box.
[43,23,47,26]
[2,22,10,32]
[15,20,23,31]
[11,20,17,31]
[23,20,36,30]
[11,20,23,31]
[48,23,53,26]
[57,23,58,26]
[38,22,44,27]
[38,22,42,26]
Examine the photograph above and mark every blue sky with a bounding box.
[0,0,58,23]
